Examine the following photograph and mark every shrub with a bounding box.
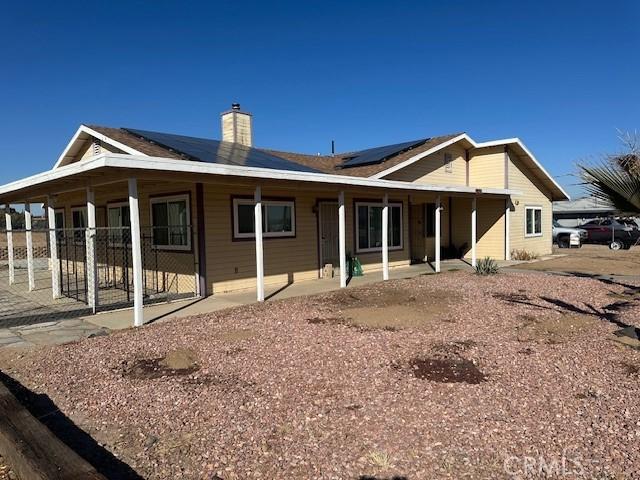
[510,249,539,261]
[475,257,499,275]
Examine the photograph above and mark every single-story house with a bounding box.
[0,104,569,326]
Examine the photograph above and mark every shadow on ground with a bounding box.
[0,371,142,480]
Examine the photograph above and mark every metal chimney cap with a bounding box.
[231,103,241,111]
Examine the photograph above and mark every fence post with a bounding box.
[24,203,35,291]
[46,197,61,299]
[4,209,15,285]
[86,189,98,313]
[128,178,144,327]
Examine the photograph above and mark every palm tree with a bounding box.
[578,132,640,214]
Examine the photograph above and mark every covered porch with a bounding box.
[0,153,518,328]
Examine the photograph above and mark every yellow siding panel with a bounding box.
[508,153,553,256]
[384,144,467,186]
[469,146,506,189]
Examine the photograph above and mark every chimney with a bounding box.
[221,103,253,147]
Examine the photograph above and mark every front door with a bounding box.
[319,202,339,275]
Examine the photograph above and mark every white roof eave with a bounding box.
[0,153,521,201]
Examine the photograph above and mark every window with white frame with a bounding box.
[107,202,131,244]
[233,198,295,239]
[150,194,191,249]
[71,207,86,243]
[525,206,543,237]
[355,202,402,252]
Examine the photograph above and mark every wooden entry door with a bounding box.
[319,202,339,274]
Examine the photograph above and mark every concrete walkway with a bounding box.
[0,258,527,348]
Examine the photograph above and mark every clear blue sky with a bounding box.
[1,0,638,198]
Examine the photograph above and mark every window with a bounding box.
[233,198,295,239]
[525,206,543,237]
[355,202,402,252]
[444,152,453,173]
[150,195,191,250]
[71,207,86,243]
[425,203,436,237]
[107,203,131,245]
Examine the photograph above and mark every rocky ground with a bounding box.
[0,270,639,479]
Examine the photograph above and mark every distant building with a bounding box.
[553,197,617,227]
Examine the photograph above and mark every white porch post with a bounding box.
[46,197,61,298]
[382,193,389,281]
[435,195,441,273]
[4,208,15,285]
[471,197,477,268]
[338,191,347,288]
[128,178,144,327]
[505,199,511,261]
[86,188,98,312]
[24,203,35,291]
[254,186,265,302]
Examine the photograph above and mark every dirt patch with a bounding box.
[122,349,200,380]
[159,348,198,370]
[406,357,486,384]
[215,328,256,342]
[432,340,478,356]
[516,312,598,344]
[620,361,640,376]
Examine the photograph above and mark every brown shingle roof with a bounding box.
[89,125,462,178]
[88,125,185,160]
[259,133,462,178]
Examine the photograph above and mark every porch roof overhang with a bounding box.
[0,153,521,204]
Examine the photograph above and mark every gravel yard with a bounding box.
[517,244,640,277]
[0,271,639,479]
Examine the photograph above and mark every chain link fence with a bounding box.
[0,226,198,328]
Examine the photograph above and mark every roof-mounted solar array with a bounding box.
[341,138,430,168]
[124,128,321,173]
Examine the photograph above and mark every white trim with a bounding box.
[128,178,144,327]
[382,194,389,280]
[471,197,477,268]
[0,153,520,202]
[232,198,296,239]
[54,125,147,169]
[435,196,441,272]
[371,134,570,201]
[355,201,403,253]
[371,134,471,179]
[254,187,265,302]
[149,194,192,251]
[24,203,35,291]
[505,201,511,261]
[338,192,346,288]
[525,205,543,237]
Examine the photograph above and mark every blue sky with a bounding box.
[1,0,638,198]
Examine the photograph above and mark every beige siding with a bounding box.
[469,146,506,189]
[203,186,411,294]
[448,197,506,260]
[384,144,468,186]
[508,153,553,256]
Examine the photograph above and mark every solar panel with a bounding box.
[124,128,321,173]
[341,138,430,168]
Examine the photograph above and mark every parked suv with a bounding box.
[552,221,587,248]
[579,218,640,250]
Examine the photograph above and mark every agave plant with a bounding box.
[578,132,640,214]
